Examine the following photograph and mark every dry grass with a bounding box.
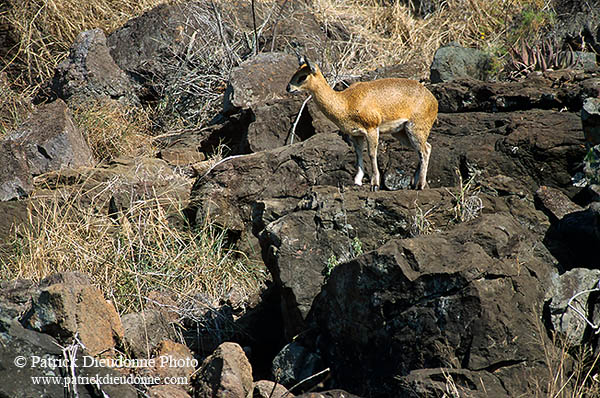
[72,99,156,161]
[0,184,266,315]
[532,319,600,398]
[313,0,555,78]
[1,0,169,89]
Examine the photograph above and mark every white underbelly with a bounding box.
[379,118,408,134]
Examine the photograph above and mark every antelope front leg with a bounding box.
[366,128,380,191]
[351,135,366,186]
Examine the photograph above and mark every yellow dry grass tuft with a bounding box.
[1,185,266,315]
[72,99,156,161]
[1,0,170,88]
[313,0,555,78]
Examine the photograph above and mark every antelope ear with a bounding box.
[304,57,317,74]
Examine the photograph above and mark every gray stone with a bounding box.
[249,380,292,398]
[0,139,31,201]
[49,28,138,105]
[122,309,179,359]
[545,268,600,347]
[430,42,493,83]
[194,342,253,398]
[0,316,136,398]
[6,99,94,175]
[582,97,600,146]
[223,52,299,114]
[271,341,322,387]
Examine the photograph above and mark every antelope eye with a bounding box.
[297,75,307,83]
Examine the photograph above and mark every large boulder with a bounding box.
[545,268,600,347]
[0,316,137,398]
[259,186,458,336]
[223,52,299,114]
[194,342,253,398]
[308,212,555,397]
[430,43,493,83]
[22,273,124,357]
[47,28,138,106]
[191,133,356,257]
[6,99,94,176]
[258,182,548,337]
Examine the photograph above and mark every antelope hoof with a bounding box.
[371,185,379,192]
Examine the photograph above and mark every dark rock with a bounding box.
[429,72,599,113]
[22,278,124,357]
[149,385,192,398]
[6,99,94,175]
[545,202,600,269]
[271,341,323,388]
[47,28,138,106]
[0,139,31,200]
[0,278,37,320]
[308,212,554,397]
[191,133,356,258]
[0,316,65,398]
[545,268,600,347]
[535,185,583,221]
[582,97,600,146]
[259,186,457,336]
[223,52,299,114]
[400,0,442,16]
[194,342,253,398]
[0,316,137,398]
[122,310,179,359]
[430,43,493,83]
[107,2,208,100]
[294,391,362,398]
[396,368,509,398]
[246,97,316,153]
[250,380,292,398]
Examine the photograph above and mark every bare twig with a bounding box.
[288,95,312,145]
[270,0,291,52]
[567,282,600,334]
[251,0,258,55]
[282,367,331,397]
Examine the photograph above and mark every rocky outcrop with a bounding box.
[429,71,600,113]
[192,133,355,257]
[308,212,555,397]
